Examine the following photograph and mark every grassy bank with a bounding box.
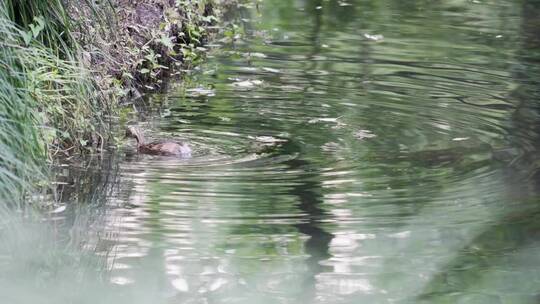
[0,1,97,204]
[0,0,220,205]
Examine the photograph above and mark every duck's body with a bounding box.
[126,126,191,157]
[138,141,192,157]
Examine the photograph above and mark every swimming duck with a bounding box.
[125,126,191,157]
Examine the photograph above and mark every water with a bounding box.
[3,0,540,303]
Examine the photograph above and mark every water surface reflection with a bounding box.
[3,0,540,303]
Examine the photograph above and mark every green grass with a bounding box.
[0,6,46,204]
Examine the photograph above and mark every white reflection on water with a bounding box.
[3,0,540,303]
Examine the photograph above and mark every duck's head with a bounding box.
[125,126,145,145]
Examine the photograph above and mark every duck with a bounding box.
[125,126,192,157]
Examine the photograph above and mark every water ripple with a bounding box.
[33,1,540,304]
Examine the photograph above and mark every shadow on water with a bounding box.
[417,1,540,302]
[287,1,334,294]
[283,140,334,298]
[0,152,126,304]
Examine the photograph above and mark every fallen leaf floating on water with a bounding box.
[262,67,280,73]
[363,33,384,42]
[186,87,215,97]
[308,117,340,124]
[321,142,342,152]
[202,69,216,75]
[231,79,264,89]
[354,129,377,140]
[248,135,288,152]
[249,135,288,144]
[243,52,267,58]
[50,205,66,214]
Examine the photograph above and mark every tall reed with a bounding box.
[0,1,105,205]
[0,5,45,204]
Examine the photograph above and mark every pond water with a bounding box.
[3,0,540,303]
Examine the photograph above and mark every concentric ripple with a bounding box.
[12,1,540,304]
[97,1,540,303]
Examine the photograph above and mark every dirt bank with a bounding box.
[71,0,220,103]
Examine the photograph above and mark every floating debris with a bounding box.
[231,79,264,89]
[363,33,384,42]
[202,69,216,75]
[332,121,348,130]
[252,135,288,144]
[321,141,342,152]
[452,137,470,141]
[262,67,281,73]
[49,205,66,214]
[244,52,267,58]
[354,129,377,140]
[186,87,215,97]
[308,117,339,124]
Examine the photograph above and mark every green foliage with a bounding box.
[0,0,218,206]
[0,5,46,204]
[131,0,217,84]
[4,0,75,55]
[0,1,107,204]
